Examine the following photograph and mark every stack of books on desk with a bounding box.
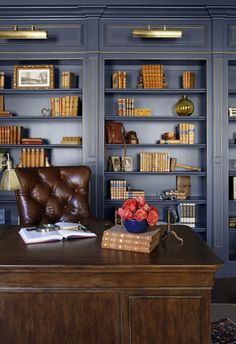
[101,225,161,253]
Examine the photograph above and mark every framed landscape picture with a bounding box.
[14,65,54,89]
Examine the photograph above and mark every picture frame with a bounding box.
[121,156,133,172]
[13,65,54,89]
[111,156,121,172]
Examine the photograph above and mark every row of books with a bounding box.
[18,148,48,168]
[112,71,127,89]
[117,98,135,116]
[159,123,195,145]
[61,71,76,88]
[141,64,167,89]
[110,179,127,199]
[110,179,145,200]
[178,203,196,228]
[50,96,80,117]
[182,71,195,89]
[0,126,22,144]
[178,123,195,144]
[140,152,170,172]
[101,225,161,253]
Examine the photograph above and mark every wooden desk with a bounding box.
[0,225,222,344]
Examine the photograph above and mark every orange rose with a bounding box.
[147,207,159,226]
[134,208,147,221]
[142,203,151,212]
[123,199,137,212]
[121,208,134,220]
[135,196,146,207]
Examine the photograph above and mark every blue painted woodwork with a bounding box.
[0,2,235,274]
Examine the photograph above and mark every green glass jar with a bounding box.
[175,95,194,116]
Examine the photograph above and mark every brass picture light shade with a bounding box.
[133,25,182,39]
[0,25,48,40]
[0,154,21,191]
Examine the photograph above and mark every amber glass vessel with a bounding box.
[175,95,194,116]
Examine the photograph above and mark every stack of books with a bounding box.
[21,138,44,145]
[60,136,82,144]
[101,225,161,253]
[141,64,167,89]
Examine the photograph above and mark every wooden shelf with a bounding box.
[105,88,206,94]
[0,144,82,148]
[104,171,206,176]
[106,143,206,148]
[0,116,82,121]
[105,116,206,121]
[104,196,206,204]
[0,88,82,94]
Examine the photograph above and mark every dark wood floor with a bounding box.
[212,278,236,303]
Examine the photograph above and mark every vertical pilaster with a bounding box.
[83,18,100,216]
[212,17,228,262]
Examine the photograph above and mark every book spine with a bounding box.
[101,240,151,253]
[103,231,153,242]
[102,235,151,247]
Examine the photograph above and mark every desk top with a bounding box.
[0,225,223,271]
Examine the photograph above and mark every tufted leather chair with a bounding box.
[15,166,101,227]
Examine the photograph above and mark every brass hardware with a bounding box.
[133,25,182,39]
[0,25,48,39]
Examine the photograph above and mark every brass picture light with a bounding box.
[133,25,182,39]
[0,25,48,40]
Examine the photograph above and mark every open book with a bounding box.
[19,222,96,244]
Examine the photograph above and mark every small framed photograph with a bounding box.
[14,65,54,89]
[121,156,133,172]
[111,156,121,172]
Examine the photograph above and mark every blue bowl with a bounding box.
[123,219,148,233]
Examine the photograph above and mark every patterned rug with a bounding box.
[212,318,236,343]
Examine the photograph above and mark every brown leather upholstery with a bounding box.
[15,166,95,226]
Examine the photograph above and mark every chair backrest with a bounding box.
[15,166,92,226]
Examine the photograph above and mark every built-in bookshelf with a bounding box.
[0,59,83,224]
[102,59,209,240]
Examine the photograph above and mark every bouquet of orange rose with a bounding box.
[117,197,159,227]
